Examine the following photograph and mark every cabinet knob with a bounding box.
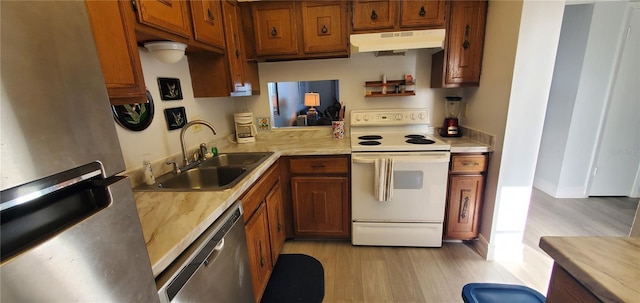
[271,27,278,36]
[207,8,214,21]
[370,10,377,20]
[321,25,328,34]
[419,6,426,16]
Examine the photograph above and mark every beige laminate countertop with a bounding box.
[436,135,493,153]
[539,236,640,303]
[132,128,489,277]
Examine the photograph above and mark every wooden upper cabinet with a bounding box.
[431,0,487,88]
[300,1,348,54]
[85,1,146,105]
[352,0,396,32]
[134,0,191,38]
[190,0,225,48]
[222,0,245,88]
[399,0,445,28]
[352,0,445,33]
[252,2,298,56]
[301,1,347,53]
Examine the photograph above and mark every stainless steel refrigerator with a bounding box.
[1,1,159,301]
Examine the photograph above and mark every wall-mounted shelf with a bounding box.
[364,80,415,97]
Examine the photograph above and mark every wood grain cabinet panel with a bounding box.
[399,0,445,28]
[291,176,349,238]
[431,0,488,88]
[252,2,299,56]
[445,175,483,240]
[190,0,225,48]
[444,153,488,240]
[244,204,272,302]
[352,0,396,31]
[300,1,348,54]
[266,182,286,265]
[85,1,147,105]
[134,0,191,38]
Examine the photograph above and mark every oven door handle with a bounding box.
[352,153,450,164]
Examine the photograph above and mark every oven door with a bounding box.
[351,152,450,222]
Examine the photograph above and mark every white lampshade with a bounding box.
[144,41,187,64]
[304,92,320,107]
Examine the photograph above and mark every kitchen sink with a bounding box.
[157,166,246,190]
[135,152,274,191]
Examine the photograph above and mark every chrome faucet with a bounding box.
[179,120,218,168]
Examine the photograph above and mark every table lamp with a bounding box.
[304,92,320,126]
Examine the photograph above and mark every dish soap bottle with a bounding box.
[143,160,155,185]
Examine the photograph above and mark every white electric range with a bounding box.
[350,109,451,247]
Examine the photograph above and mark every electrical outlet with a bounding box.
[191,115,202,132]
[463,103,469,118]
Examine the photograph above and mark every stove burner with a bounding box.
[359,141,381,146]
[405,134,426,139]
[406,138,435,145]
[358,135,383,140]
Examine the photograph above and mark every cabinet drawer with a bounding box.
[289,157,349,174]
[451,155,486,173]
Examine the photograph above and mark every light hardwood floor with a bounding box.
[281,188,639,303]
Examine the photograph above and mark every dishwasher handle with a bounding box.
[203,238,224,267]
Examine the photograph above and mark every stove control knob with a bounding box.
[354,114,362,121]
[395,114,403,120]
[410,113,416,120]
[418,112,426,120]
[364,114,371,121]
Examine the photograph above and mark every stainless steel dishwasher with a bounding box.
[157,201,254,303]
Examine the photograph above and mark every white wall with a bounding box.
[236,49,461,130]
[534,4,593,197]
[463,0,565,260]
[114,48,237,171]
[534,1,631,198]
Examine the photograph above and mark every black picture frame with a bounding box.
[112,90,155,131]
[164,107,187,130]
[158,77,183,100]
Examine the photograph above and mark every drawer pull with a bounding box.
[310,164,326,168]
[462,161,479,166]
[419,6,426,17]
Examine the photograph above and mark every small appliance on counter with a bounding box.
[234,112,257,143]
[441,96,463,137]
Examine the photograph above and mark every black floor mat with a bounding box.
[260,254,325,303]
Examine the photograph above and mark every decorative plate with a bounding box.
[112,90,155,131]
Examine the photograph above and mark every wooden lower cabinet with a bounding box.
[242,161,284,302]
[244,204,272,301]
[445,175,483,239]
[266,182,286,264]
[291,176,349,238]
[444,154,488,240]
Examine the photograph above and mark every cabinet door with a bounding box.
[134,0,191,37]
[444,0,487,86]
[252,2,298,56]
[85,1,146,105]
[399,0,445,29]
[352,0,396,31]
[190,0,225,48]
[446,175,483,240]
[221,0,245,89]
[266,182,286,264]
[300,1,348,54]
[245,203,272,301]
[291,176,350,238]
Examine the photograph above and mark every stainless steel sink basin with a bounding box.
[157,166,246,190]
[135,152,274,191]
[200,152,270,168]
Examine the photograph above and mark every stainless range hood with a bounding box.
[350,29,445,55]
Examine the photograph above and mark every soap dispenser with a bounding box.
[143,160,155,185]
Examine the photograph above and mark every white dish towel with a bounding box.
[374,158,394,202]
